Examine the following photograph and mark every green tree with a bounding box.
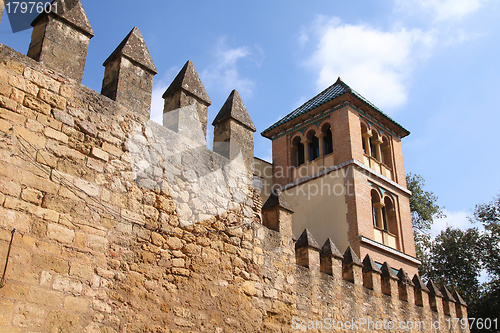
[423,193,500,332]
[406,173,445,275]
[424,227,493,332]
[425,227,483,305]
[471,194,500,327]
[472,194,500,278]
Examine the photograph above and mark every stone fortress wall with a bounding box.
[0,1,469,332]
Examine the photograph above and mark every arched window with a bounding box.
[370,131,379,160]
[307,130,319,162]
[372,189,392,232]
[322,124,333,155]
[384,196,397,235]
[371,190,382,229]
[381,136,392,169]
[372,189,399,249]
[361,123,370,155]
[292,136,305,167]
[298,141,305,166]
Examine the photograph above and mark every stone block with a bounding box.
[23,67,60,93]
[0,207,31,234]
[0,81,12,97]
[52,109,74,127]
[38,89,66,109]
[92,299,112,313]
[4,197,59,222]
[8,75,28,93]
[86,234,109,252]
[126,271,144,288]
[46,140,85,161]
[102,142,122,157]
[32,254,69,274]
[75,119,96,137]
[0,95,17,111]
[47,223,75,244]
[45,310,81,333]
[0,282,28,301]
[52,275,83,295]
[0,107,25,125]
[151,232,165,246]
[86,157,105,172]
[64,296,89,313]
[36,113,62,130]
[73,178,99,197]
[36,150,57,168]
[13,125,46,149]
[12,302,45,327]
[165,237,183,250]
[44,127,68,143]
[0,118,12,133]
[242,281,256,296]
[59,85,74,99]
[1,60,24,75]
[0,175,22,196]
[25,118,43,132]
[27,286,63,307]
[10,88,25,104]
[90,147,109,162]
[21,187,43,205]
[9,247,31,265]
[23,95,51,115]
[172,258,185,268]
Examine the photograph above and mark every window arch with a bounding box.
[381,136,392,168]
[372,189,394,232]
[361,120,393,167]
[320,123,333,156]
[361,123,371,155]
[370,130,381,160]
[371,189,383,229]
[292,136,305,167]
[306,130,319,162]
[384,196,398,235]
[371,188,400,249]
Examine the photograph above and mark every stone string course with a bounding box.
[0,1,468,332]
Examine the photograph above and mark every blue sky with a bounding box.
[1,0,500,233]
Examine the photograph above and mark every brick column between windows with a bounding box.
[317,133,326,157]
[373,137,383,161]
[302,139,310,162]
[373,202,385,229]
[362,132,372,156]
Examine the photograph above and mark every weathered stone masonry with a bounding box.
[0,1,468,332]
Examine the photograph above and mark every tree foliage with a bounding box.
[421,193,500,331]
[406,173,445,275]
[472,194,500,279]
[406,175,499,329]
[406,173,445,233]
[470,195,500,327]
[424,227,482,305]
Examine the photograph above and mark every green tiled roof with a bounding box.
[262,78,409,138]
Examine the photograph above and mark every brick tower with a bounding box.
[261,78,420,275]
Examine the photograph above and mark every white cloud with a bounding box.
[303,17,436,111]
[431,209,476,237]
[201,38,259,97]
[396,0,488,21]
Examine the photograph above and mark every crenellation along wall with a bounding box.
[0,13,469,333]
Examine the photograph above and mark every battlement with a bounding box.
[0,1,469,332]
